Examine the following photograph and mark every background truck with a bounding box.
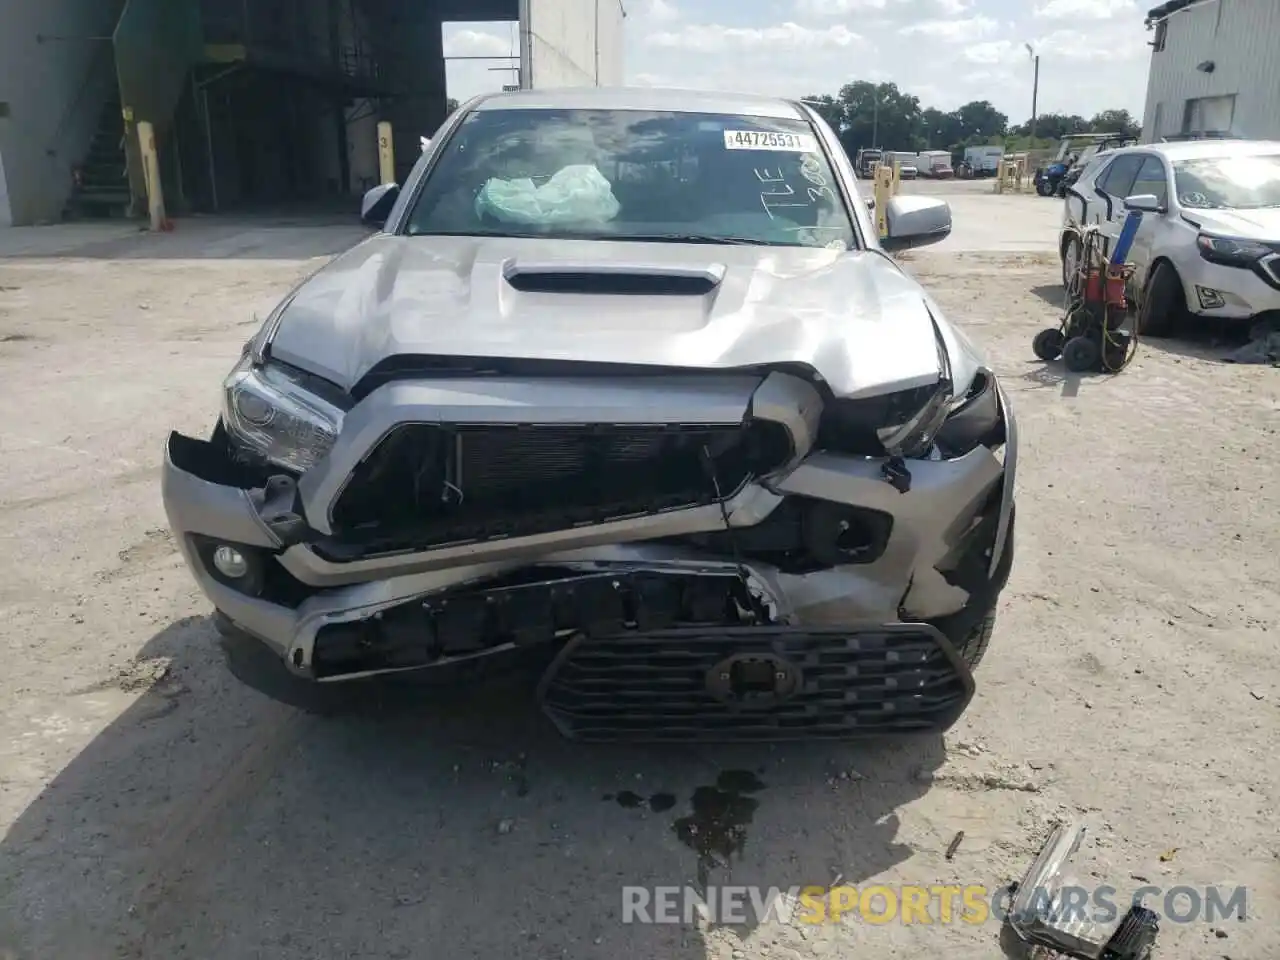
[854,148,883,178]
[963,145,1005,177]
[915,150,953,178]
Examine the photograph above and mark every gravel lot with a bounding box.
[1,189,1276,960]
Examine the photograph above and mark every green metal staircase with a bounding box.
[67,93,131,218]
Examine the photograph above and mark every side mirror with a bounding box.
[880,195,951,253]
[361,183,400,228]
[1123,193,1163,214]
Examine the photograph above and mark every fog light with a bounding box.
[212,545,250,579]
[1196,285,1226,309]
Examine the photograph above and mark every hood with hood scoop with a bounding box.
[264,233,985,400]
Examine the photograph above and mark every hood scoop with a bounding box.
[502,259,725,296]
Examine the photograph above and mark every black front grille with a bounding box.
[539,625,973,742]
[327,420,793,555]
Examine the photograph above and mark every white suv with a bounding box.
[1059,139,1280,336]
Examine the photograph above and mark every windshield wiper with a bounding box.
[602,233,800,247]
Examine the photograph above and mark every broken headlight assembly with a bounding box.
[876,322,954,457]
[821,362,1003,462]
[1007,821,1159,960]
[221,351,346,473]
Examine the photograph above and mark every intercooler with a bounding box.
[329,420,793,550]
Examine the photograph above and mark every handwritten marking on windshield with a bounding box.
[798,155,838,204]
[755,166,810,220]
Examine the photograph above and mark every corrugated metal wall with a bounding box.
[520,0,624,88]
[1141,0,1280,142]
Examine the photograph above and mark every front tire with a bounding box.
[1136,261,1185,337]
[1037,179,1054,197]
[1061,233,1083,290]
[957,612,997,670]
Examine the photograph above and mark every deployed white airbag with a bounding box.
[475,164,620,225]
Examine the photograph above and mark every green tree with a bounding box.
[953,100,1008,139]
[1009,113,1088,139]
[446,97,459,114]
[921,107,963,149]
[836,81,923,154]
[801,93,844,134]
[1088,108,1141,138]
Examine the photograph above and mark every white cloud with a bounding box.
[640,0,681,23]
[646,22,863,52]
[1035,27,1148,59]
[962,68,1014,84]
[443,28,512,57]
[935,0,974,12]
[963,39,1017,63]
[900,15,998,42]
[794,0,889,15]
[1034,0,1135,18]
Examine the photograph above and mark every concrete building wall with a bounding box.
[520,0,625,88]
[0,0,125,225]
[1141,0,1280,142]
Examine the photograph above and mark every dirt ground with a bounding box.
[0,200,1277,960]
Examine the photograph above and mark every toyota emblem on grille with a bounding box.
[706,653,801,706]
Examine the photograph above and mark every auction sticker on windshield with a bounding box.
[724,130,819,152]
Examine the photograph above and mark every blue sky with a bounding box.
[442,0,1153,124]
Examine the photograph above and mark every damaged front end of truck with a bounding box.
[162,297,1016,742]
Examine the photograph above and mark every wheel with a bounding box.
[1033,327,1065,361]
[1136,261,1185,338]
[1062,335,1100,372]
[957,611,997,670]
[1061,234,1083,289]
[1036,179,1054,197]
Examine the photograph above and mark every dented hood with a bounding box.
[267,234,974,399]
[1182,206,1280,241]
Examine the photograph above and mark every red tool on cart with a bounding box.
[1033,223,1140,373]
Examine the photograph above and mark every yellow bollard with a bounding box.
[136,120,166,230]
[377,121,395,184]
[874,163,893,238]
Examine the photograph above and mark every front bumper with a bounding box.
[1177,254,1280,320]
[163,375,1017,738]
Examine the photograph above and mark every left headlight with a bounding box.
[222,353,345,473]
[1196,233,1272,267]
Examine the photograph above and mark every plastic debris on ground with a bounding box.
[1224,316,1280,365]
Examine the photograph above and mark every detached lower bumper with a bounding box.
[162,382,1016,737]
